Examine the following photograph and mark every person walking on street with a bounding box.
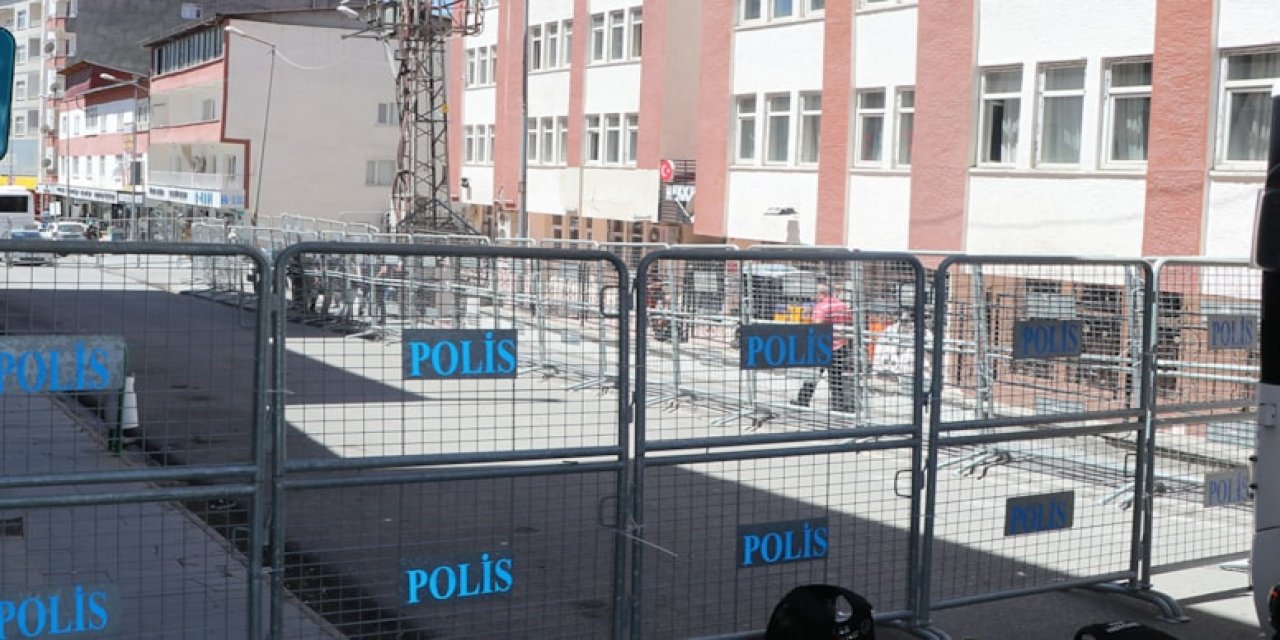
[793,284,856,412]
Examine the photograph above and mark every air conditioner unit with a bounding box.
[41,157,52,168]
[43,40,54,54]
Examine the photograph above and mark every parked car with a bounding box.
[3,229,54,265]
[53,221,87,241]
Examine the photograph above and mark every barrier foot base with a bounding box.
[1086,582,1190,623]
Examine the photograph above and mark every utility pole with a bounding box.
[336,0,484,234]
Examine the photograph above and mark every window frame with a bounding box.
[465,48,477,86]
[556,116,569,165]
[1102,57,1153,168]
[540,116,555,164]
[855,88,886,166]
[545,21,559,69]
[978,66,1024,167]
[735,94,758,164]
[607,10,626,62]
[625,113,639,165]
[529,24,543,72]
[1034,62,1086,168]
[1218,48,1280,170]
[798,91,821,165]
[526,117,538,162]
[604,113,622,164]
[764,93,792,165]
[590,13,605,63]
[896,87,915,167]
[629,7,643,60]
[585,115,602,163]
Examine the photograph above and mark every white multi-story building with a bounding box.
[0,0,47,187]
[140,10,399,224]
[450,0,1280,259]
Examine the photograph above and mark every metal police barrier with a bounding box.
[632,249,928,639]
[1144,260,1259,575]
[918,256,1183,633]
[269,243,631,639]
[0,241,307,639]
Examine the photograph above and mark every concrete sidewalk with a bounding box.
[0,392,337,639]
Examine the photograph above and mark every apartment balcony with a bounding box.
[149,170,241,191]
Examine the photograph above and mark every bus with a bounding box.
[0,185,35,235]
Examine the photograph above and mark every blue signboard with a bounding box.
[403,552,514,604]
[402,329,518,380]
[0,337,127,394]
[1208,315,1257,351]
[1004,491,1074,536]
[1204,467,1251,507]
[739,324,834,370]
[737,517,829,568]
[0,584,116,638]
[1011,320,1083,360]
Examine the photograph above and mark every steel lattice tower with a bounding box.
[338,0,484,233]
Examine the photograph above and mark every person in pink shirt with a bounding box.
[793,284,856,412]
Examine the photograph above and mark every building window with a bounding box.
[489,45,497,83]
[1221,50,1280,166]
[466,49,477,86]
[590,14,605,62]
[605,114,622,163]
[740,0,821,24]
[13,79,24,100]
[798,92,821,164]
[557,116,568,164]
[464,126,475,163]
[526,117,537,162]
[529,24,543,72]
[85,106,98,132]
[765,94,791,164]
[856,89,885,164]
[562,20,573,66]
[15,44,25,64]
[200,98,217,122]
[608,11,625,61]
[486,124,495,164]
[478,46,491,85]
[15,9,26,29]
[896,88,914,166]
[1105,59,1151,164]
[136,99,150,128]
[546,22,559,68]
[626,114,639,164]
[629,8,643,59]
[365,160,395,186]
[13,115,23,137]
[586,115,602,163]
[540,116,554,164]
[736,95,757,162]
[1037,64,1085,165]
[979,67,1022,165]
[377,102,398,125]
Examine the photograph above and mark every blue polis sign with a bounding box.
[402,329,518,380]
[0,337,126,394]
[739,324,834,370]
[0,584,115,639]
[738,518,830,568]
[403,552,514,604]
[1004,491,1075,536]
[1011,320,1083,360]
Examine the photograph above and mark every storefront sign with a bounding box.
[147,186,244,209]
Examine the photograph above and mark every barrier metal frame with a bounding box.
[1143,258,1259,579]
[918,255,1184,630]
[267,242,633,639]
[0,240,274,640]
[632,248,932,639]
